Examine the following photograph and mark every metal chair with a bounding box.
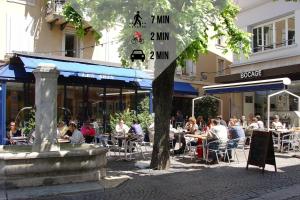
[281,133,297,152]
[105,135,121,157]
[206,140,228,164]
[128,136,146,160]
[235,137,247,161]
[226,138,241,163]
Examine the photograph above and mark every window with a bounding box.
[216,36,224,47]
[275,20,285,48]
[245,96,253,103]
[252,15,295,53]
[183,60,196,76]
[253,27,262,52]
[263,24,273,50]
[288,17,295,45]
[217,59,225,75]
[64,34,80,58]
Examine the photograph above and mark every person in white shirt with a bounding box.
[272,115,283,129]
[210,119,228,143]
[256,115,264,129]
[115,119,130,147]
[115,119,130,135]
[64,121,85,144]
[248,117,259,130]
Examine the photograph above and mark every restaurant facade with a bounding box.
[0,53,155,144]
[204,0,300,126]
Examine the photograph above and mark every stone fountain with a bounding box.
[0,64,107,191]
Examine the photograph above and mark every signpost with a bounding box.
[246,130,277,173]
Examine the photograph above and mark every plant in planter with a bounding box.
[21,109,35,137]
[110,97,154,133]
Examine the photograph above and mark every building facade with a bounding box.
[214,0,300,124]
[0,0,151,138]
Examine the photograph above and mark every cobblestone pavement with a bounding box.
[34,149,300,200]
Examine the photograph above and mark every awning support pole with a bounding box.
[0,82,6,145]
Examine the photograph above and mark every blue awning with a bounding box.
[203,78,291,94]
[0,64,29,80]
[17,56,152,88]
[174,82,198,95]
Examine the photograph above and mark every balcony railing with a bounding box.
[252,39,296,53]
[46,0,66,16]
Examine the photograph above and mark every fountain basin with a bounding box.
[0,144,107,189]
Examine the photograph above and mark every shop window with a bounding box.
[6,82,25,124]
[245,96,253,103]
[66,86,84,121]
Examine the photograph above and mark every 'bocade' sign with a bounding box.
[240,70,262,79]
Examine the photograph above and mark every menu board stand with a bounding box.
[246,130,277,173]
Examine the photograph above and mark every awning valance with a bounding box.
[203,78,291,94]
[174,82,198,95]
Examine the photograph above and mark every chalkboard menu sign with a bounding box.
[246,130,277,173]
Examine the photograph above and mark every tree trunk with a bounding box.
[150,60,176,170]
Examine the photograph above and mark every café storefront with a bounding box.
[0,53,153,144]
[205,64,300,125]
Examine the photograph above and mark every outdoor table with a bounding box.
[185,134,208,160]
[57,138,70,143]
[10,136,28,145]
[114,135,133,160]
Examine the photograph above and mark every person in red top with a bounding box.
[81,121,96,143]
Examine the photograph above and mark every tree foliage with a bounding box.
[63,0,251,66]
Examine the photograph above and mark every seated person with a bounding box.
[210,119,228,144]
[173,117,199,154]
[57,121,69,139]
[6,121,22,145]
[129,120,144,140]
[115,119,130,147]
[245,117,259,137]
[64,121,85,144]
[205,119,228,163]
[228,118,245,159]
[184,117,199,146]
[81,121,96,143]
[272,115,283,129]
[184,117,199,135]
[256,115,264,130]
[247,117,259,130]
[115,119,130,135]
[196,116,206,131]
